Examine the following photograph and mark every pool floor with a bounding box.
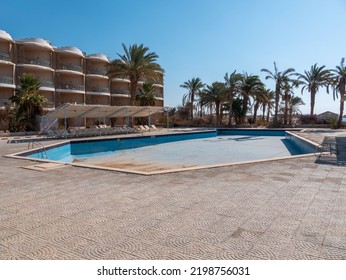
[74,135,305,172]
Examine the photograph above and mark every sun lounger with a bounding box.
[150,124,158,130]
[336,137,346,165]
[317,136,336,157]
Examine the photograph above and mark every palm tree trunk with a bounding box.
[228,93,234,127]
[253,101,259,124]
[190,92,194,121]
[130,82,138,106]
[337,78,345,128]
[215,102,220,126]
[274,82,280,125]
[283,93,288,125]
[289,106,293,125]
[262,104,266,121]
[242,96,248,124]
[337,100,344,128]
[310,89,316,115]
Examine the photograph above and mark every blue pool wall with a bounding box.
[70,130,217,156]
[285,131,317,154]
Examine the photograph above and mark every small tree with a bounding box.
[136,82,156,106]
[10,74,46,131]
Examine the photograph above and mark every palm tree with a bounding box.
[180,77,205,121]
[10,73,46,131]
[203,82,226,125]
[239,73,264,124]
[107,43,163,106]
[136,82,156,106]
[261,62,296,125]
[252,86,267,124]
[289,96,305,125]
[332,58,346,128]
[281,80,299,125]
[224,71,242,126]
[261,89,275,122]
[297,63,332,116]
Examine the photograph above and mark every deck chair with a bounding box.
[317,136,336,157]
[336,137,346,165]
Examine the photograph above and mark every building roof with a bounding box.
[46,103,163,119]
[0,30,14,42]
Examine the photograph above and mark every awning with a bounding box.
[45,103,163,119]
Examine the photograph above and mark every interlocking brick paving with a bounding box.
[1,129,346,259]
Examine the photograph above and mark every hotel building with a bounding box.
[0,30,164,128]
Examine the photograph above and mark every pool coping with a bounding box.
[4,129,321,176]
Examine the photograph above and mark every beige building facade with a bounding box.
[0,30,164,128]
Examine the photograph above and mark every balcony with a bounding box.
[0,99,11,107]
[154,93,163,99]
[0,76,14,85]
[40,80,54,88]
[57,63,83,72]
[111,89,130,95]
[88,68,107,75]
[58,83,85,91]
[19,57,51,68]
[88,87,110,93]
[0,52,10,62]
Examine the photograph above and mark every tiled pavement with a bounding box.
[0,129,346,260]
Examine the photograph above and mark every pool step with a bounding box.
[21,162,67,171]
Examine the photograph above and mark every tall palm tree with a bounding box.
[203,82,226,125]
[239,73,264,124]
[10,73,46,131]
[136,82,156,106]
[107,43,163,106]
[224,71,242,126]
[180,77,205,121]
[297,63,332,116]
[332,58,346,128]
[261,62,296,125]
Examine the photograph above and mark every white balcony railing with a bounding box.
[40,80,54,88]
[0,76,13,84]
[58,83,85,91]
[0,52,10,62]
[18,57,51,67]
[111,89,130,95]
[57,63,83,72]
[88,87,110,93]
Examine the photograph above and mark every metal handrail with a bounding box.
[28,141,48,159]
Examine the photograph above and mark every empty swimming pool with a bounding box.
[13,129,316,174]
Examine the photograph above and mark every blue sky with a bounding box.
[2,0,346,114]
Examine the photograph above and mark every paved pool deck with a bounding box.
[0,128,346,260]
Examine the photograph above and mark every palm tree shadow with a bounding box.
[314,155,338,165]
[230,136,264,141]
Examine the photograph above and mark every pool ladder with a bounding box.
[28,141,48,159]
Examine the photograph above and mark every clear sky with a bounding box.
[2,0,346,114]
